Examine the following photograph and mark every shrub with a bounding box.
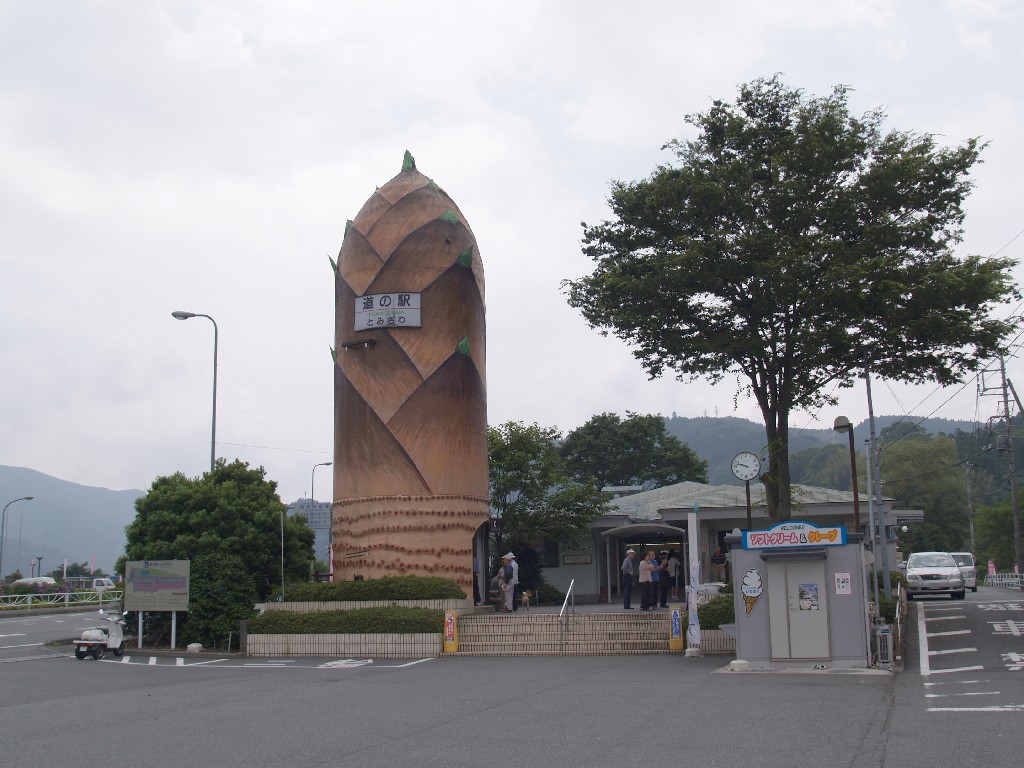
[182,553,258,649]
[533,582,564,605]
[283,575,465,602]
[249,606,444,634]
[684,595,735,630]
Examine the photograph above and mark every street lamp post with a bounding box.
[171,311,219,473]
[832,416,861,532]
[1,496,34,580]
[311,461,333,581]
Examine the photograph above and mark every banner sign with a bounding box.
[742,520,847,550]
[355,293,421,330]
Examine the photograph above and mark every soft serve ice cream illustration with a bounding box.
[741,568,763,615]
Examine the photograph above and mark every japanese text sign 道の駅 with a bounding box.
[355,293,421,331]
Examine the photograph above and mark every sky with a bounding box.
[2,0,1023,504]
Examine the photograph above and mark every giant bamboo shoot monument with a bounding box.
[332,152,488,596]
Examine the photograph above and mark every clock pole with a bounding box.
[745,478,752,530]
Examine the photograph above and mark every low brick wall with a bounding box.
[247,632,442,657]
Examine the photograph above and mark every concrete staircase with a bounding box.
[450,610,677,656]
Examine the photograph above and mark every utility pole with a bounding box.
[964,463,976,555]
[1000,355,1024,573]
[864,362,892,597]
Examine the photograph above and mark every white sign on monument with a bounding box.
[355,293,421,330]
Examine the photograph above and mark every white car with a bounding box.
[949,552,978,592]
[905,552,965,600]
[12,576,57,586]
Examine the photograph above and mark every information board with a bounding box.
[124,559,190,611]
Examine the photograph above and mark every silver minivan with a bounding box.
[949,552,978,592]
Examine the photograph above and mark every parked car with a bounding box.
[949,552,978,592]
[12,576,57,586]
[91,577,116,593]
[904,552,965,600]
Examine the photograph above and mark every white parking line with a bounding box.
[924,615,966,622]
[929,647,977,656]
[926,691,1001,698]
[928,665,985,674]
[928,704,1024,712]
[927,630,971,637]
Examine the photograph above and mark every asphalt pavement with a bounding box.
[2,587,1022,767]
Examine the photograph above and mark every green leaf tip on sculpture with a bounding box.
[457,247,473,268]
[328,255,338,273]
[439,210,459,224]
[456,336,470,356]
[330,347,337,364]
[344,219,352,234]
[402,150,416,171]
[427,179,439,191]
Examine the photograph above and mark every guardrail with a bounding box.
[0,590,124,611]
[984,573,1024,591]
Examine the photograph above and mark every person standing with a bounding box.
[711,547,728,582]
[639,550,656,610]
[506,552,520,611]
[498,555,513,612]
[667,550,681,601]
[658,551,671,608]
[473,554,481,605]
[621,549,636,609]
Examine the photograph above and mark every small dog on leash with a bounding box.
[519,590,532,610]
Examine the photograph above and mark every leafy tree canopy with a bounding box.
[181,551,257,649]
[488,421,609,552]
[124,459,314,600]
[565,75,1018,522]
[880,431,968,552]
[561,411,707,489]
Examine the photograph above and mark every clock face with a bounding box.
[731,451,761,481]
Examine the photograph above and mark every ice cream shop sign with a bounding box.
[742,521,847,550]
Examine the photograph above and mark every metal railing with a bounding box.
[984,572,1023,590]
[0,590,123,611]
[558,579,576,652]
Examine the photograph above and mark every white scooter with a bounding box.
[73,610,126,660]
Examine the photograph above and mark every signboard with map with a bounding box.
[124,559,190,611]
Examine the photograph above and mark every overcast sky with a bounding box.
[2,0,1022,503]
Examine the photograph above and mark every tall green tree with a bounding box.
[489,422,609,553]
[565,75,1018,523]
[561,412,707,490]
[880,430,968,552]
[124,460,314,600]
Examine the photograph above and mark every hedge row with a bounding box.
[249,606,445,635]
[283,575,465,602]
[689,595,735,629]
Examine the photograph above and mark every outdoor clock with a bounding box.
[731,451,761,482]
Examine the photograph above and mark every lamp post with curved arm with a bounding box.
[1,496,34,580]
[171,311,218,473]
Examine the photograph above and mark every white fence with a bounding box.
[0,590,123,611]
[984,573,1023,591]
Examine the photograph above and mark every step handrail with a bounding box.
[558,579,576,653]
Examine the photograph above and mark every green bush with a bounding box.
[249,606,444,634]
[283,575,465,602]
[683,595,735,630]
[877,594,898,624]
[533,582,564,605]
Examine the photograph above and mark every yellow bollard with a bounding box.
[669,604,684,651]
[443,609,459,653]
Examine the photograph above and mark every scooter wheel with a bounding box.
[113,642,125,658]
[92,646,104,660]
[75,646,87,660]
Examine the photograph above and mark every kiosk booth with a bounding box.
[727,522,871,669]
